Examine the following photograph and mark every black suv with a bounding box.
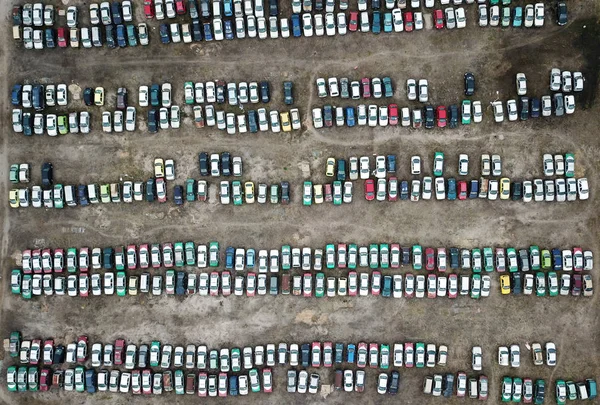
[42,162,53,186]
[423,105,435,129]
[519,97,529,121]
[199,152,209,176]
[117,87,128,110]
[260,81,270,103]
[464,72,475,95]
[221,152,231,176]
[448,104,459,128]
[283,81,293,105]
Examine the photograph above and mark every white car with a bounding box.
[337,13,347,35]
[507,99,517,121]
[510,344,520,368]
[455,7,466,28]
[516,73,527,95]
[302,13,313,36]
[498,346,509,366]
[392,9,404,32]
[418,79,428,102]
[534,3,545,27]
[325,13,336,36]
[139,86,149,107]
[406,79,417,100]
[125,107,136,131]
[445,7,456,29]
[458,154,469,175]
[411,156,421,175]
[472,346,482,371]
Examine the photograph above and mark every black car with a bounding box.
[103,247,114,269]
[448,104,459,128]
[269,0,278,16]
[247,110,258,133]
[42,162,53,186]
[176,272,186,295]
[512,273,522,295]
[464,72,475,95]
[78,185,89,206]
[174,185,184,205]
[53,344,65,364]
[147,109,158,133]
[260,81,270,103]
[146,178,155,202]
[281,181,290,204]
[105,24,116,48]
[22,113,32,136]
[519,97,529,121]
[443,374,454,397]
[301,344,310,367]
[323,105,333,127]
[314,0,323,11]
[191,20,202,41]
[534,380,545,403]
[45,28,55,48]
[371,0,380,9]
[530,97,540,118]
[556,2,567,26]
[518,249,530,271]
[111,1,123,25]
[221,152,231,176]
[283,81,293,105]
[83,87,93,106]
[337,159,346,181]
[389,371,399,395]
[159,24,170,44]
[188,0,199,19]
[450,248,459,269]
[512,181,522,201]
[401,247,410,265]
[199,152,209,176]
[423,105,435,129]
[117,88,128,110]
[335,343,343,364]
[216,81,226,103]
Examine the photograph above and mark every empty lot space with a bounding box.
[1,1,600,404]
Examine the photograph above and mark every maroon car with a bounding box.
[57,27,67,48]
[361,78,371,98]
[425,248,435,271]
[572,274,582,296]
[114,339,125,365]
[40,369,51,391]
[324,184,333,203]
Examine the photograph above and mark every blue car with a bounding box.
[111,1,123,25]
[400,181,409,200]
[224,19,234,39]
[225,247,235,269]
[447,178,457,200]
[291,14,301,37]
[192,21,203,41]
[78,185,89,207]
[105,25,116,48]
[513,6,523,27]
[247,110,258,133]
[469,180,479,199]
[372,11,381,34]
[387,155,396,173]
[347,344,356,363]
[551,248,562,270]
[85,369,96,393]
[159,24,170,44]
[345,106,355,127]
[229,375,238,396]
[383,12,393,33]
[203,22,213,41]
[116,24,127,47]
[45,28,56,48]
[246,249,255,269]
[223,0,233,16]
[11,84,22,106]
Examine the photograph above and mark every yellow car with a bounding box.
[94,87,105,106]
[314,184,324,204]
[500,275,511,295]
[280,112,291,132]
[9,189,19,208]
[154,158,164,178]
[500,177,510,200]
[326,158,336,177]
[244,182,255,203]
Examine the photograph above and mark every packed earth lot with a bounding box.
[1,0,600,404]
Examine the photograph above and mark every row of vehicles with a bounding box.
[501,377,546,403]
[12,111,91,135]
[499,272,593,297]
[491,93,575,122]
[11,83,69,110]
[17,244,594,273]
[497,343,556,368]
[423,373,488,399]
[477,3,545,28]
[181,80,276,105]
[317,77,395,100]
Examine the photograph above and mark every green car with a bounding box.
[348,244,358,269]
[369,244,379,269]
[555,379,567,405]
[315,272,325,297]
[28,367,38,391]
[502,376,513,402]
[513,377,522,402]
[412,245,422,270]
[116,271,127,296]
[150,341,161,367]
[501,7,511,27]
[471,274,481,299]
[483,248,494,272]
[175,370,185,394]
[57,115,69,135]
[333,181,342,205]
[17,367,27,392]
[9,331,21,357]
[502,0,511,5]
[535,272,546,296]
[115,247,125,271]
[415,343,425,368]
[506,248,518,272]
[174,242,185,267]
[184,82,194,104]
[380,244,389,269]
[433,152,444,176]
[281,245,291,270]
[11,269,21,294]
[209,242,219,267]
[461,100,471,124]
[541,249,551,269]
[21,274,32,300]
[74,366,85,392]
[270,184,279,204]
[66,248,78,272]
[529,246,540,270]
[565,153,575,178]
[535,380,545,405]
[472,249,482,272]
[231,348,241,372]
[6,366,17,391]
[9,164,19,183]
[185,242,196,266]
[548,272,558,296]
[303,181,312,206]
[380,344,390,369]
[232,181,243,205]
[249,369,261,392]
[53,184,64,208]
[325,244,335,269]
[186,179,196,202]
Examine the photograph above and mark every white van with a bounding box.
[110,183,121,203]
[423,376,433,394]
[140,273,150,293]
[81,27,92,48]
[460,275,470,296]
[69,28,79,47]
[91,26,102,47]
[64,185,77,207]
[87,184,99,204]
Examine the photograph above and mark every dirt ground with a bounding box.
[0,1,599,404]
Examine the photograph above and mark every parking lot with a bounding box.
[1,0,600,403]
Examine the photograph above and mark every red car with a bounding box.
[311,342,321,367]
[262,369,273,393]
[40,369,51,391]
[357,342,368,368]
[41,248,53,273]
[132,370,141,394]
[221,271,231,296]
[349,11,359,32]
[479,375,489,400]
[337,243,347,269]
[457,181,467,200]
[404,342,414,368]
[389,104,399,125]
[404,11,413,32]
[365,179,375,201]
[427,274,437,298]
[436,106,447,127]
[434,10,444,29]
[247,273,256,297]
[175,0,186,14]
[388,177,398,202]
[139,244,149,269]
[361,78,371,98]
[22,249,32,274]
[76,336,88,363]
[156,178,167,203]
[522,378,532,403]
[456,372,467,397]
[43,339,54,365]
[114,339,125,365]
[323,342,333,367]
[142,369,152,394]
[425,248,435,271]
[127,244,137,270]
[144,0,155,18]
[324,184,333,202]
[572,274,582,296]
[218,372,227,397]
[368,343,379,368]
[53,248,64,273]
[79,247,89,272]
[448,274,458,298]
[210,272,220,296]
[57,27,67,48]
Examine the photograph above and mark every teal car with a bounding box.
[565,153,575,178]
[369,244,379,269]
[529,246,540,270]
[150,341,161,367]
[282,245,291,270]
[502,0,511,5]
[116,271,127,296]
[315,272,325,297]
[380,344,390,369]
[472,249,482,272]
[471,274,481,299]
[115,247,125,271]
[231,348,241,372]
[184,82,194,104]
[333,181,342,205]
[513,6,522,27]
[380,244,389,269]
[535,272,546,296]
[348,244,358,269]
[209,242,219,267]
[6,366,17,391]
[17,367,27,392]
[501,7,511,27]
[555,379,567,405]
[9,332,21,358]
[28,367,38,391]
[10,164,19,183]
[185,242,196,266]
[548,272,558,296]
[461,100,471,124]
[11,269,21,294]
[326,244,335,269]
[186,179,196,202]
[415,343,425,368]
[566,381,577,400]
[303,181,312,206]
[249,369,261,393]
[412,245,422,270]
[232,181,243,205]
[67,248,78,272]
[175,370,185,394]
[74,366,85,392]
[126,24,138,46]
[541,249,551,269]
[506,248,518,272]
[433,152,444,176]
[53,184,64,208]
[383,12,393,32]
[534,380,546,404]
[513,377,522,402]
[174,242,185,267]
[502,376,513,402]
[21,275,32,300]
[483,248,494,272]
